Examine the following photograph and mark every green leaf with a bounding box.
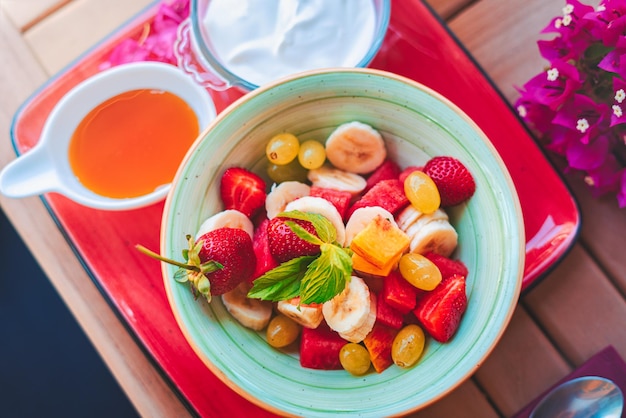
[200,260,223,275]
[277,210,336,243]
[285,220,324,246]
[247,256,316,301]
[197,276,211,301]
[299,243,353,305]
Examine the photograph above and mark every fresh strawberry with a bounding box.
[251,219,279,280]
[381,270,421,314]
[194,228,256,295]
[267,216,321,262]
[364,159,401,192]
[220,167,267,218]
[376,291,404,329]
[423,156,475,206]
[310,186,352,220]
[413,274,467,343]
[347,179,409,219]
[300,321,345,370]
[363,323,398,373]
[398,166,422,183]
[424,252,469,280]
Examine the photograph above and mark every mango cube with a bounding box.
[350,215,410,270]
[352,252,402,278]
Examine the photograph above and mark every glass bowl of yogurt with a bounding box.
[174,0,391,91]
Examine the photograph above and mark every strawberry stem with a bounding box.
[135,244,200,272]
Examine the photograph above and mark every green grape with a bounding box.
[267,160,309,183]
[399,253,442,291]
[297,140,326,169]
[339,343,371,376]
[266,314,301,348]
[391,324,425,368]
[266,133,300,165]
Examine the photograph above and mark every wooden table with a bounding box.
[1,0,625,416]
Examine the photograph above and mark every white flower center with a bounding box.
[576,118,590,133]
[613,105,623,118]
[555,18,563,29]
[597,5,606,12]
[547,68,559,81]
[562,14,573,26]
[615,89,625,103]
[563,4,574,15]
[584,176,595,186]
[517,105,527,118]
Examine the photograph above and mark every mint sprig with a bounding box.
[248,210,352,305]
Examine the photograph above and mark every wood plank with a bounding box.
[410,380,499,418]
[0,9,189,418]
[23,0,154,75]
[524,245,626,364]
[425,0,474,20]
[1,0,67,31]
[473,308,570,416]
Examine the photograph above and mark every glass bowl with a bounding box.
[175,0,391,91]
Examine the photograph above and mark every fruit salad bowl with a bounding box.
[160,68,525,417]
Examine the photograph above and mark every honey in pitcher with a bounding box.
[68,89,199,199]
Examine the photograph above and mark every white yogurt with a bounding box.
[202,0,377,86]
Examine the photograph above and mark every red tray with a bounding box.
[9,1,580,416]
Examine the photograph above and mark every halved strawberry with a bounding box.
[423,156,475,206]
[300,321,345,370]
[347,179,409,219]
[364,159,401,192]
[251,219,279,281]
[424,252,468,280]
[413,274,467,343]
[310,186,352,220]
[220,167,266,218]
[267,216,321,263]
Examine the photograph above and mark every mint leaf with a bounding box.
[248,256,316,301]
[299,243,353,304]
[277,210,336,243]
[285,220,324,246]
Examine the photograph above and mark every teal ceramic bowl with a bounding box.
[161,68,525,416]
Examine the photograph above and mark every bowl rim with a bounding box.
[161,67,525,416]
[189,0,392,90]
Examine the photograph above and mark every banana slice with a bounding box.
[284,196,346,246]
[276,298,323,329]
[196,209,254,240]
[322,276,373,342]
[338,293,377,343]
[409,219,458,256]
[307,166,366,195]
[400,208,449,239]
[221,282,273,331]
[325,121,387,174]
[344,206,397,246]
[265,181,311,219]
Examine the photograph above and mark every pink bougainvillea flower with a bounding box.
[565,134,611,170]
[518,59,582,110]
[583,153,623,197]
[552,94,609,144]
[519,0,626,207]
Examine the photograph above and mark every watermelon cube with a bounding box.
[310,186,352,220]
[382,270,421,314]
[251,218,279,281]
[376,291,404,329]
[365,159,401,192]
[300,322,346,370]
[347,179,409,219]
[424,252,469,280]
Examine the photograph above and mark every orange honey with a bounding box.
[68,89,199,199]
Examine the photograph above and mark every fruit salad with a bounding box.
[141,121,476,376]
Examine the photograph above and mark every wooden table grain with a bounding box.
[1,1,624,417]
